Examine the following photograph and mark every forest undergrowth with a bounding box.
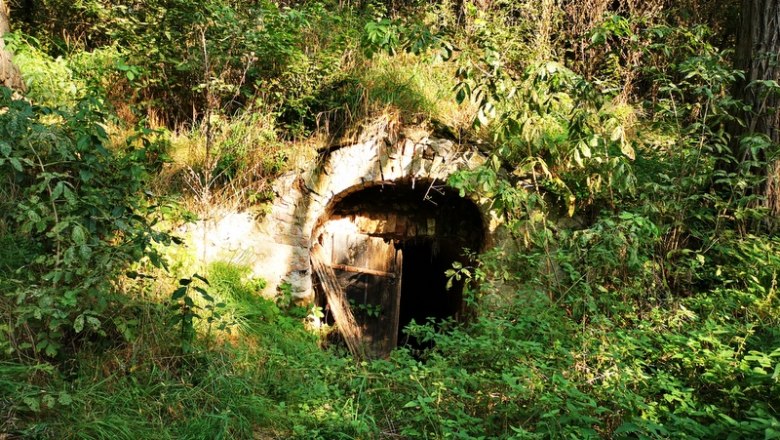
[1,0,779,438]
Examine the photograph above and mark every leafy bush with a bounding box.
[0,87,172,359]
[3,32,84,108]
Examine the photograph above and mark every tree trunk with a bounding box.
[0,0,25,92]
[734,0,780,220]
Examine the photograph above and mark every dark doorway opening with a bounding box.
[397,237,465,349]
[313,180,484,357]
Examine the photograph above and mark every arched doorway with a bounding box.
[311,179,484,357]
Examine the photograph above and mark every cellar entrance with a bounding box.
[396,238,465,349]
[312,180,484,358]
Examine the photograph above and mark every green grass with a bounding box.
[358,52,473,130]
[2,250,779,439]
[3,289,351,439]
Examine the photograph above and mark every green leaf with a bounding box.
[179,278,193,286]
[50,220,70,235]
[79,244,91,260]
[86,316,101,330]
[63,186,77,204]
[573,148,583,167]
[403,400,419,409]
[74,315,85,333]
[149,252,167,269]
[76,135,91,152]
[41,394,53,409]
[456,87,467,104]
[52,181,65,200]
[9,157,23,171]
[579,140,591,158]
[610,125,624,142]
[621,142,636,160]
[79,169,94,182]
[57,392,73,406]
[23,396,41,412]
[614,422,640,434]
[44,343,58,357]
[26,209,41,223]
[172,287,187,300]
[719,413,739,426]
[71,225,87,245]
[194,286,213,302]
[192,274,210,285]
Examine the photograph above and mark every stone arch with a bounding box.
[269,131,493,300]
[297,134,490,239]
[311,177,487,356]
[193,127,496,315]
[283,130,494,356]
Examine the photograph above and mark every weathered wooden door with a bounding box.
[320,232,403,358]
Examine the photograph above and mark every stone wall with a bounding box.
[183,127,495,301]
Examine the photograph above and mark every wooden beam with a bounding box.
[330,263,396,278]
[390,249,402,350]
[311,243,366,359]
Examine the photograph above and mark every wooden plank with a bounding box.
[337,270,384,356]
[331,232,351,266]
[311,243,366,358]
[353,234,370,267]
[322,231,404,358]
[389,248,403,350]
[366,237,392,272]
[330,263,396,278]
[332,232,396,272]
